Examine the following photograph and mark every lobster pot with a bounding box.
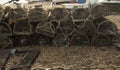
[7,7,27,23]
[97,20,118,35]
[57,17,75,37]
[29,8,48,23]
[0,22,12,36]
[72,8,89,20]
[91,34,112,46]
[50,8,69,21]
[13,20,32,34]
[75,20,96,37]
[112,35,120,43]
[91,5,109,19]
[102,3,120,13]
[3,6,11,20]
[70,32,90,46]
[35,21,55,37]
[93,17,107,28]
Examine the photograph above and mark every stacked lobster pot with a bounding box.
[90,5,119,46]
[6,6,31,46]
[67,5,119,47]
[29,7,53,45]
[0,3,120,48]
[50,8,75,47]
[70,8,94,46]
[0,6,13,48]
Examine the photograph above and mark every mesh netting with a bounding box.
[72,8,90,20]
[35,21,55,37]
[29,8,48,22]
[4,6,27,23]
[91,5,109,19]
[57,17,75,37]
[50,8,69,21]
[75,20,96,37]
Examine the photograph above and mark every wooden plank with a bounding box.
[10,51,40,70]
[0,50,10,69]
[18,51,40,67]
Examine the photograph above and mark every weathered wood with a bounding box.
[10,51,40,70]
[0,50,10,70]
[18,51,40,67]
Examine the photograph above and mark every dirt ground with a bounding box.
[4,46,120,70]
[32,46,120,69]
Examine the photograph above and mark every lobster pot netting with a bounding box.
[6,7,27,23]
[93,17,107,27]
[35,21,55,37]
[102,3,120,13]
[91,5,109,19]
[50,8,69,21]
[75,20,96,37]
[72,8,90,20]
[53,34,69,47]
[0,36,13,48]
[29,8,48,22]
[70,33,90,46]
[91,35,112,46]
[13,20,31,34]
[3,6,11,21]
[0,22,12,35]
[97,20,118,35]
[57,17,75,37]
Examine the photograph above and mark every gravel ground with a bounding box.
[32,46,120,69]
[4,46,120,70]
